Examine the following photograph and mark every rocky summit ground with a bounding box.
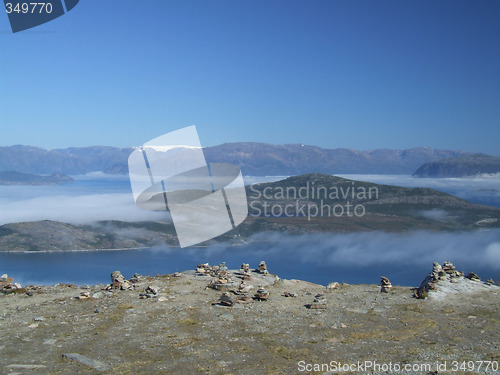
[0,263,499,375]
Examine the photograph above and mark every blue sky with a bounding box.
[0,0,499,154]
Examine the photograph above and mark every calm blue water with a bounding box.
[1,245,498,287]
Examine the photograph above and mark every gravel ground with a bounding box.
[0,267,499,375]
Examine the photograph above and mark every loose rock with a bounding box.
[218,292,235,307]
[62,353,109,372]
[326,282,339,290]
[76,291,90,300]
[306,293,327,309]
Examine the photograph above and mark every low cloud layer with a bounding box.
[0,174,166,225]
[0,193,167,225]
[190,230,500,271]
[339,174,500,207]
[4,229,499,286]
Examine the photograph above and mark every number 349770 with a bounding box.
[5,2,53,14]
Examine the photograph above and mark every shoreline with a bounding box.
[0,246,155,254]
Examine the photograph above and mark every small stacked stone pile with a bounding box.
[207,262,238,291]
[216,283,255,307]
[218,292,235,306]
[216,280,256,306]
[129,273,143,284]
[219,262,228,272]
[106,271,133,291]
[240,263,250,273]
[236,280,254,294]
[196,263,213,275]
[139,285,159,299]
[415,261,465,298]
[253,288,270,301]
[306,293,327,309]
[239,263,251,280]
[466,272,480,281]
[232,281,254,303]
[0,274,22,293]
[380,276,392,293]
[257,261,269,275]
[442,261,461,278]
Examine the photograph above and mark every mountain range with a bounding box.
[0,143,473,176]
[413,154,500,178]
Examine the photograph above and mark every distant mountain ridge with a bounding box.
[0,143,473,176]
[0,171,73,185]
[413,154,500,178]
[204,143,470,175]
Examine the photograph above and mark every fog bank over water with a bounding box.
[3,230,499,287]
[0,174,164,225]
[0,193,167,225]
[339,174,500,207]
[0,174,498,225]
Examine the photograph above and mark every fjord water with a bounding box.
[1,242,499,287]
[0,174,499,286]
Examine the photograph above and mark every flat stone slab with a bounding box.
[429,278,500,300]
[62,353,109,372]
[7,364,47,369]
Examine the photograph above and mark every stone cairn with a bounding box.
[253,288,270,301]
[257,261,269,275]
[206,262,237,291]
[196,263,213,275]
[107,271,132,290]
[0,274,22,293]
[306,293,327,309]
[217,280,256,306]
[140,285,159,299]
[240,263,251,280]
[218,292,235,307]
[207,261,272,306]
[380,276,392,293]
[466,272,480,281]
[415,261,464,298]
[129,273,143,284]
[237,280,254,294]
